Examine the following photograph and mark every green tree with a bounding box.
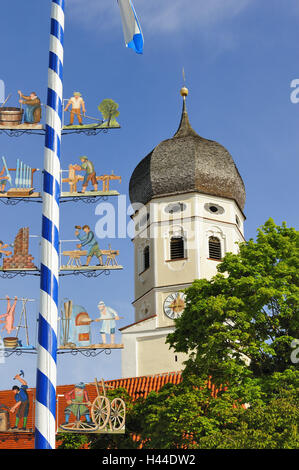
[98,99,120,125]
[130,372,298,449]
[168,219,299,386]
[130,219,299,449]
[197,386,299,449]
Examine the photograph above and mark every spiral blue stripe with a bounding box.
[45,124,61,155]
[36,369,56,417]
[43,171,60,205]
[49,50,63,82]
[35,428,52,450]
[38,314,57,363]
[35,0,64,450]
[47,88,63,119]
[42,215,60,254]
[51,18,64,43]
[40,264,59,306]
[53,0,65,8]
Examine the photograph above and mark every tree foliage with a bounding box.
[130,372,299,449]
[98,99,120,124]
[128,220,299,449]
[167,219,299,385]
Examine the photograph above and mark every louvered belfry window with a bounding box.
[170,236,185,260]
[143,246,150,270]
[209,236,222,260]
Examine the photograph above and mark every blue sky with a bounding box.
[0,0,298,389]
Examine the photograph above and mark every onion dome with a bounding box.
[129,88,246,211]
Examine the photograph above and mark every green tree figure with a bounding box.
[98,99,120,126]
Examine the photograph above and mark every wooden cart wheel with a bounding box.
[59,402,98,433]
[59,420,97,433]
[110,398,126,431]
[91,396,111,430]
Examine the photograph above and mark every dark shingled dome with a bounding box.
[129,97,246,211]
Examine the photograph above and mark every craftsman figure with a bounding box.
[74,156,98,193]
[0,241,12,262]
[75,225,103,266]
[64,91,86,126]
[63,382,92,425]
[0,166,8,193]
[10,373,29,430]
[18,90,42,124]
[0,180,7,193]
[95,301,120,344]
[0,295,17,335]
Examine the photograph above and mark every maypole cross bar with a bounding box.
[35,0,65,449]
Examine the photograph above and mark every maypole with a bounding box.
[35,0,65,449]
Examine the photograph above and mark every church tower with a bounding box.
[121,87,246,378]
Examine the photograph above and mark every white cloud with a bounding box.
[66,0,254,36]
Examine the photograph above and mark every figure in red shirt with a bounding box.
[63,382,92,425]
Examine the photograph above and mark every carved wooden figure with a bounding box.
[0,297,35,350]
[10,372,30,432]
[60,300,91,348]
[62,159,121,194]
[0,157,37,197]
[1,228,36,271]
[59,378,125,433]
[62,245,119,268]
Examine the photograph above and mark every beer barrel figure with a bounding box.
[0,107,24,126]
[3,337,19,349]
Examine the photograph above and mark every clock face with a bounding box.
[163,292,186,319]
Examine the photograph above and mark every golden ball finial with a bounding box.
[180,86,189,97]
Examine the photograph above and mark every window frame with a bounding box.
[208,236,222,261]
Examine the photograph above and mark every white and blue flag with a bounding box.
[117,0,144,54]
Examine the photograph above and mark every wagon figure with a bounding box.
[59,378,126,433]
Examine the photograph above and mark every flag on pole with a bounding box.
[117,0,144,54]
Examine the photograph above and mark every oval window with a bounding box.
[165,202,186,214]
[204,203,224,215]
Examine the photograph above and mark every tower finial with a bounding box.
[180,67,189,99]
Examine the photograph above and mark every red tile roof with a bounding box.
[0,371,182,449]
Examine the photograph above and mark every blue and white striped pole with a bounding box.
[35,0,65,449]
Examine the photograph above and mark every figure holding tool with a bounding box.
[64,91,86,126]
[0,156,12,193]
[73,156,98,193]
[80,301,122,345]
[0,241,12,260]
[18,90,42,124]
[62,382,92,426]
[75,225,103,267]
[10,372,30,431]
[94,301,120,345]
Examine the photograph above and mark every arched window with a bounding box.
[143,246,150,271]
[209,236,222,260]
[170,236,185,260]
